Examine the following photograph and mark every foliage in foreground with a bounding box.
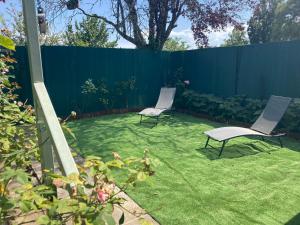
[0,36,153,224]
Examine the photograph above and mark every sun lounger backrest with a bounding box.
[155,87,176,110]
[251,95,292,134]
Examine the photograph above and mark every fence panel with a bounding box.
[14,46,170,116]
[179,47,237,97]
[14,41,300,117]
[236,41,300,98]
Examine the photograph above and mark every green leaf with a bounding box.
[106,160,124,168]
[139,219,153,225]
[37,215,50,225]
[19,200,34,212]
[0,35,15,51]
[137,172,147,181]
[102,212,116,225]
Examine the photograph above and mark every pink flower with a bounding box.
[97,190,109,203]
[52,178,64,188]
[184,80,190,85]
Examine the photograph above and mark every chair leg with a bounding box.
[140,115,143,124]
[204,137,210,148]
[278,137,283,148]
[218,141,226,157]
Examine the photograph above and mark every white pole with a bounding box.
[22,0,55,173]
[22,0,78,177]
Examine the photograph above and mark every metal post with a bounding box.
[22,0,55,172]
[218,141,226,157]
[204,137,210,148]
[278,137,283,148]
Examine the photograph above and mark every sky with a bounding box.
[0,0,252,49]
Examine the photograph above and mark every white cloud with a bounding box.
[117,38,136,49]
[170,26,236,49]
[170,29,196,49]
[207,26,234,47]
[116,25,237,49]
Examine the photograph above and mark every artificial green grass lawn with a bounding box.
[68,113,300,225]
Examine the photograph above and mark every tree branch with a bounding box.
[77,7,137,45]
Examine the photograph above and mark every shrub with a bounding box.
[177,89,300,133]
[81,77,136,111]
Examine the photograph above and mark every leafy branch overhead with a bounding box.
[46,0,257,50]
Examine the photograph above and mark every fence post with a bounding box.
[22,0,55,172]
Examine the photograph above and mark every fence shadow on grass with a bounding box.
[285,213,300,225]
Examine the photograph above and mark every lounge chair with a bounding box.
[138,87,176,124]
[204,95,292,157]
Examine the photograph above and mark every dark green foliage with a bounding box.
[177,89,300,132]
[248,0,279,44]
[248,0,300,44]
[81,77,136,110]
[281,99,300,132]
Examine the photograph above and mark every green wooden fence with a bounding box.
[172,40,300,98]
[14,46,171,116]
[14,40,300,116]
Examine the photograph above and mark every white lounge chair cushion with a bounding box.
[204,127,267,142]
[138,108,166,117]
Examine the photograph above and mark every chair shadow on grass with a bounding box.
[135,113,182,128]
[285,213,300,225]
[196,139,279,160]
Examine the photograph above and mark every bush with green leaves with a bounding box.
[177,89,300,133]
[81,77,136,110]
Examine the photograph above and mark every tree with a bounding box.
[46,0,256,50]
[64,16,117,48]
[247,0,300,44]
[271,0,300,42]
[221,27,249,47]
[247,0,280,44]
[163,37,189,51]
[0,7,63,46]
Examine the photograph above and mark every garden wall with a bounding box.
[14,46,171,116]
[14,40,300,116]
[173,40,300,98]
